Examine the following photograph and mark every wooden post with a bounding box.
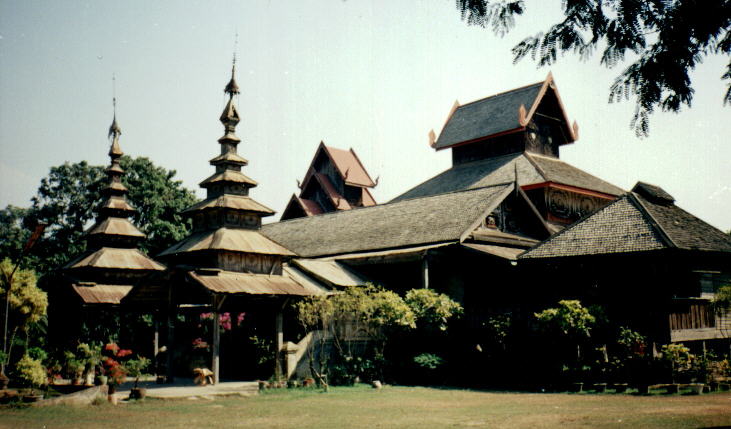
[212,295,221,385]
[275,309,284,380]
[153,316,159,376]
[422,255,429,289]
[165,310,175,383]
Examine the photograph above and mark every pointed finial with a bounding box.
[224,34,240,96]
[108,76,121,139]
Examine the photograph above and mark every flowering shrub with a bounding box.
[199,312,246,331]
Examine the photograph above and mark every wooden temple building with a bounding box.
[262,73,730,361]
[48,69,730,383]
[280,142,377,221]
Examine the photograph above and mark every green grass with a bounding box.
[1,385,730,428]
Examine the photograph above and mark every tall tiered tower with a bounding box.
[158,61,294,270]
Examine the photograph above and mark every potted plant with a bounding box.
[77,343,102,386]
[64,351,85,385]
[0,351,9,390]
[125,356,150,400]
[16,354,46,402]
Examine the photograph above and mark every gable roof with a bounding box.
[520,183,731,259]
[392,152,623,202]
[324,144,376,187]
[301,142,376,190]
[434,73,577,150]
[262,183,513,258]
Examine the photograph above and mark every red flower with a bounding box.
[117,349,133,358]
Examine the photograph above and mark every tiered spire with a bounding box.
[85,99,144,248]
[200,58,257,198]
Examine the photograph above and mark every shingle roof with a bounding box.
[86,217,145,238]
[392,152,623,202]
[188,270,317,296]
[525,153,625,196]
[435,82,544,150]
[71,284,133,304]
[520,183,731,259]
[261,184,513,258]
[158,227,295,257]
[64,247,166,270]
[182,195,275,216]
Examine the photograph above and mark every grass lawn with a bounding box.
[1,385,730,429]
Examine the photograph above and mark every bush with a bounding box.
[413,353,444,370]
[15,354,46,392]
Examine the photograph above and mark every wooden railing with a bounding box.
[669,299,715,331]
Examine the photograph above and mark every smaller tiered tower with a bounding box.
[61,100,165,305]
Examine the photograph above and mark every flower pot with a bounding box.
[96,375,108,386]
[666,384,679,394]
[593,383,607,393]
[0,373,9,390]
[570,382,584,393]
[22,394,42,403]
[129,387,146,400]
[613,383,628,393]
[689,383,704,395]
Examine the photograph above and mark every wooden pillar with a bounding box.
[153,316,159,376]
[165,310,175,383]
[422,255,430,289]
[212,294,222,384]
[275,309,284,380]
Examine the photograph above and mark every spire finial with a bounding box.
[108,75,122,140]
[225,34,240,96]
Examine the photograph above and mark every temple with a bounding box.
[280,142,377,221]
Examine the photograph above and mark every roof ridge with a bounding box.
[521,152,549,181]
[457,80,544,109]
[629,192,678,249]
[266,182,514,226]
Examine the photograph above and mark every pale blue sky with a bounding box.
[1,1,729,231]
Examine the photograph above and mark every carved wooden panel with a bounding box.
[546,188,608,223]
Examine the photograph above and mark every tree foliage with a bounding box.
[405,288,463,331]
[535,299,595,339]
[456,0,731,136]
[0,156,197,276]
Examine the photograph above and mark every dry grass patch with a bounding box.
[0,385,730,429]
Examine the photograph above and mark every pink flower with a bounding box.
[237,312,246,326]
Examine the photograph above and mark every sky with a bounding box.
[1,1,729,232]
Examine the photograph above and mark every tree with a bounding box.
[0,156,197,276]
[456,0,731,136]
[0,259,48,370]
[295,284,416,387]
[535,299,595,361]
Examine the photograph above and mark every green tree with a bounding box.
[0,259,48,370]
[535,299,595,361]
[295,284,416,387]
[120,156,197,256]
[405,288,463,332]
[0,206,33,266]
[455,0,731,136]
